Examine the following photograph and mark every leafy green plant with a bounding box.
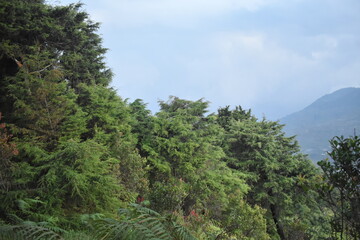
[93,203,196,240]
[318,135,360,239]
[0,223,63,240]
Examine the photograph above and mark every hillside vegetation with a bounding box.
[0,1,359,239]
[282,87,360,162]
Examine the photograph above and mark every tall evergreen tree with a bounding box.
[0,0,111,92]
[0,0,140,227]
[218,106,328,239]
[129,99,154,158]
[142,98,270,239]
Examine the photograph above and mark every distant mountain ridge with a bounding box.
[281,87,360,162]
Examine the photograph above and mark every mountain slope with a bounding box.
[281,87,360,162]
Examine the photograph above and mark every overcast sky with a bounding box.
[50,0,360,120]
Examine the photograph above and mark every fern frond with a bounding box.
[0,224,63,240]
[7,213,25,224]
[172,223,198,240]
[133,216,172,240]
[94,204,197,240]
[129,203,161,217]
[95,219,137,239]
[36,221,68,234]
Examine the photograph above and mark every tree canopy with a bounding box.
[0,1,350,239]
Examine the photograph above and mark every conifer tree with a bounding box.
[0,0,132,227]
[218,106,328,239]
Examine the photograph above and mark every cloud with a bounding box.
[50,0,360,119]
[208,32,316,98]
[105,28,359,118]
[85,0,279,27]
[181,30,360,118]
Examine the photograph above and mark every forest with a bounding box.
[0,1,359,239]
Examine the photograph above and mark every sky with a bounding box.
[49,0,360,120]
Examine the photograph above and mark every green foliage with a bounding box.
[0,112,18,192]
[76,84,149,201]
[218,192,269,240]
[76,84,130,142]
[0,0,111,89]
[93,203,196,240]
[177,157,269,239]
[0,224,63,240]
[145,97,228,216]
[146,97,219,181]
[0,0,147,228]
[129,99,154,158]
[217,106,328,239]
[40,140,121,215]
[149,178,188,213]
[318,135,360,239]
[4,48,86,149]
[0,0,338,238]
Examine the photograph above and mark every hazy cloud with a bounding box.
[50,0,360,119]
[176,29,360,118]
[82,0,281,27]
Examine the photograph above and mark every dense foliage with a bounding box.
[318,136,360,239]
[0,1,358,239]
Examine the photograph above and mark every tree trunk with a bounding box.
[270,203,286,240]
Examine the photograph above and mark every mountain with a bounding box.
[281,87,360,162]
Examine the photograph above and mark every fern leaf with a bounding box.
[0,224,63,240]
